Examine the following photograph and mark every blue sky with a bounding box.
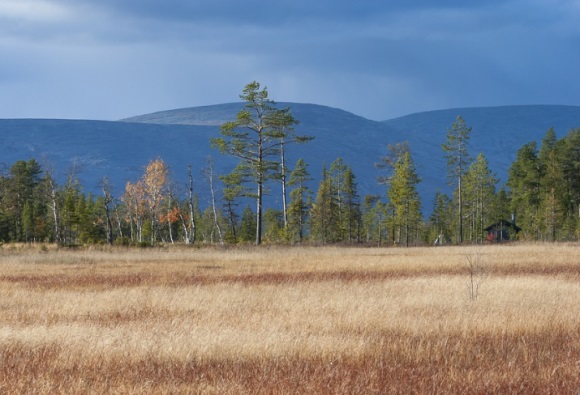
[1,0,579,121]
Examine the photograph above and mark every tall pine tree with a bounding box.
[211,81,304,245]
[442,116,472,243]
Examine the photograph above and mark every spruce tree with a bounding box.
[330,157,348,239]
[263,208,284,243]
[558,128,580,238]
[239,205,257,243]
[310,165,339,243]
[538,129,565,241]
[287,158,312,243]
[507,142,541,239]
[4,160,43,241]
[490,187,512,226]
[343,167,361,242]
[220,170,244,243]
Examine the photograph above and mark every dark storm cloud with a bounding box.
[0,0,579,120]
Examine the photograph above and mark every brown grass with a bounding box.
[0,243,578,394]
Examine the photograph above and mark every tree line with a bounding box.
[0,82,578,246]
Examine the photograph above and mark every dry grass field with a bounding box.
[0,243,578,394]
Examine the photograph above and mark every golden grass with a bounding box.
[0,243,578,393]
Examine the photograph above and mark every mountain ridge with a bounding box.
[1,103,579,214]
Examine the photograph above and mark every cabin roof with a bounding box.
[484,219,522,233]
[484,219,522,232]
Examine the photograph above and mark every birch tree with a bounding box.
[184,164,197,244]
[203,158,224,245]
[143,158,169,244]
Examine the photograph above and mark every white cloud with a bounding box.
[0,0,71,21]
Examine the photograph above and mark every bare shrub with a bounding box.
[465,248,489,301]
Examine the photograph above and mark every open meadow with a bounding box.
[0,243,578,394]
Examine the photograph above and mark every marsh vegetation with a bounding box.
[0,243,578,393]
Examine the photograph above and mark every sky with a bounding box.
[1,0,579,121]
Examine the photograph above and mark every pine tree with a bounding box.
[211,81,304,245]
[463,153,498,243]
[271,110,313,230]
[442,116,472,243]
[387,151,422,247]
[377,142,410,186]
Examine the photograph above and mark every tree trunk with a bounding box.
[280,139,288,229]
[256,177,263,245]
[256,138,263,245]
[46,177,61,245]
[51,187,61,244]
[207,161,223,245]
[458,175,463,243]
[179,210,190,244]
[114,206,124,239]
[187,165,197,244]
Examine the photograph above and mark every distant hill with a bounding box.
[1,104,579,214]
